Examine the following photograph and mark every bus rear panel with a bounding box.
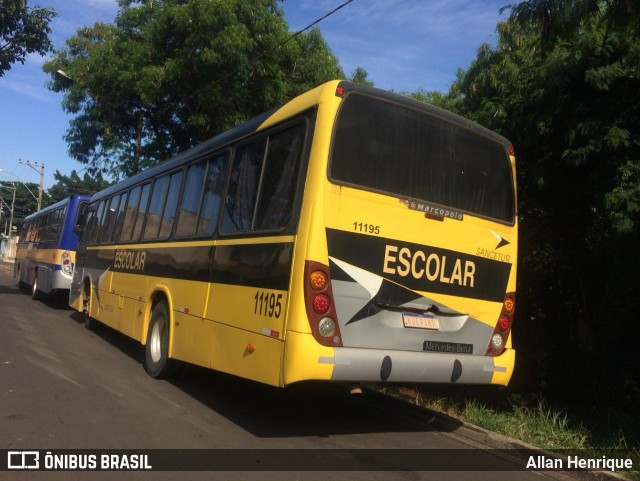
[284,83,517,387]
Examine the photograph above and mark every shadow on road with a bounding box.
[0,264,71,311]
[78,315,464,439]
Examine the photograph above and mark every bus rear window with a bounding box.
[330,94,515,223]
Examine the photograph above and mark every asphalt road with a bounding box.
[0,261,567,481]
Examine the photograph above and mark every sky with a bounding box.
[0,0,510,192]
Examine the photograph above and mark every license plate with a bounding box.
[402,312,440,330]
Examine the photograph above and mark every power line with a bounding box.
[209,0,356,87]
[280,0,356,48]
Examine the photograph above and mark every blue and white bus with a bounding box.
[14,194,91,299]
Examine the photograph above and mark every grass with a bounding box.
[463,398,589,449]
[380,386,640,480]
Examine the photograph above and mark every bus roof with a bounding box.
[23,194,92,222]
[90,80,512,203]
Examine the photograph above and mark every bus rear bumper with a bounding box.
[321,347,515,386]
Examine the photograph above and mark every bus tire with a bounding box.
[31,274,41,300]
[144,301,177,379]
[16,264,28,290]
[83,283,98,330]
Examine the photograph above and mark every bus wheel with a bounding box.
[31,274,41,300]
[83,283,98,330]
[16,265,28,290]
[144,302,177,379]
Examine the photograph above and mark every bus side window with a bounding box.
[26,221,34,242]
[51,210,59,240]
[143,176,169,240]
[175,161,206,238]
[255,124,305,230]
[120,186,141,242]
[101,195,121,243]
[110,191,128,243]
[197,154,228,236]
[33,217,41,243]
[131,183,151,242]
[222,124,305,234]
[52,207,64,241]
[159,171,183,239]
[223,139,267,232]
[17,222,27,242]
[40,213,51,242]
[88,200,107,245]
[80,208,97,249]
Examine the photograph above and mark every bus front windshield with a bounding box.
[330,93,515,224]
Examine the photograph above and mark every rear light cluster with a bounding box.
[61,250,73,275]
[485,293,515,356]
[304,260,343,347]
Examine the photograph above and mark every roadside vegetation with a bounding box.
[383,385,640,479]
[408,0,640,469]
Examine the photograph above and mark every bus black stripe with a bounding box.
[327,228,511,303]
[87,242,293,290]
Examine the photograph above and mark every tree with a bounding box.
[0,180,45,228]
[446,0,640,436]
[43,0,344,179]
[0,0,56,76]
[349,67,374,86]
[46,170,112,203]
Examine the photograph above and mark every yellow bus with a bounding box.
[70,80,517,387]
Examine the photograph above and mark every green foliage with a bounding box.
[0,180,47,227]
[0,0,56,76]
[0,171,110,229]
[465,398,590,450]
[405,87,458,112]
[43,0,344,178]
[444,0,640,442]
[46,170,113,203]
[349,67,374,86]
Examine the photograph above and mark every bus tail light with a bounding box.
[485,293,515,356]
[304,261,343,347]
[312,294,330,315]
[61,251,73,275]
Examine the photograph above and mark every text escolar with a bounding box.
[382,244,475,287]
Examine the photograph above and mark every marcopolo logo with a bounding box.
[8,451,39,469]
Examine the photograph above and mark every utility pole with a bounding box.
[18,159,44,211]
[7,183,16,244]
